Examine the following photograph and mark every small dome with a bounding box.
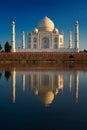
[53,28,59,33]
[12,21,15,25]
[38,16,54,32]
[34,28,38,34]
[76,20,78,24]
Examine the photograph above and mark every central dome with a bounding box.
[38,16,54,32]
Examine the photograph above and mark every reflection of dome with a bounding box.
[34,88,38,95]
[53,88,59,95]
[38,91,54,106]
[38,16,54,32]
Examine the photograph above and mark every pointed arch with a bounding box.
[41,37,49,48]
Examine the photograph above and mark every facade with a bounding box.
[11,16,79,52]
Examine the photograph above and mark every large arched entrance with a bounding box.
[41,37,49,48]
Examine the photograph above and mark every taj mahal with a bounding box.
[11,16,79,52]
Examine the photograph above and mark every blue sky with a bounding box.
[0,0,87,50]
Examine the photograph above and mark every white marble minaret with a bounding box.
[75,21,79,51]
[22,31,25,49]
[69,31,72,48]
[11,21,16,52]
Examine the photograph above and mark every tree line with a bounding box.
[0,42,11,52]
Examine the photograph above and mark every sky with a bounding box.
[0,0,87,50]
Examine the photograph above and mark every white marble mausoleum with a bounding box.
[11,16,79,52]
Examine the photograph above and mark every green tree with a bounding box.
[0,44,2,52]
[69,55,74,59]
[84,49,87,52]
[4,41,11,52]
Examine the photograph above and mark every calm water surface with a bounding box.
[0,67,87,130]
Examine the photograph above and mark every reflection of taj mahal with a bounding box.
[12,69,79,106]
[11,16,79,52]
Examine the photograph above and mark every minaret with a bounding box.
[22,31,25,49]
[11,21,16,52]
[69,31,72,48]
[75,21,79,52]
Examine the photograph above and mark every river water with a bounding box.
[0,66,87,130]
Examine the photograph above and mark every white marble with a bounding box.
[11,16,80,53]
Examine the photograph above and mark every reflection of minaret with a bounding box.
[75,71,79,103]
[22,74,25,91]
[58,75,63,90]
[51,74,54,91]
[31,74,34,89]
[12,69,16,103]
[69,74,72,92]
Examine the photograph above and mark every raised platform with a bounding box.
[0,52,87,64]
[15,48,79,52]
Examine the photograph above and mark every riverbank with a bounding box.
[0,52,87,64]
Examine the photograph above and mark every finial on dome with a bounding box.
[44,16,48,18]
